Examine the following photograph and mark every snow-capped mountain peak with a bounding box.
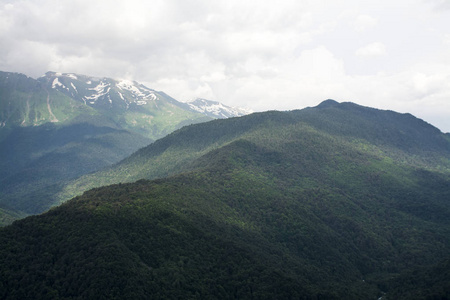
[186,98,253,119]
[39,72,253,120]
[41,72,161,109]
[116,80,158,103]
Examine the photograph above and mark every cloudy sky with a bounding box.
[1,0,450,132]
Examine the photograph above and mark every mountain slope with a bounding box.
[0,71,215,224]
[0,122,151,214]
[57,100,450,205]
[38,72,213,140]
[0,71,92,130]
[0,101,449,298]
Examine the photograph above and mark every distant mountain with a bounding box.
[39,72,251,123]
[41,72,166,109]
[1,71,244,224]
[185,98,252,119]
[0,100,449,299]
[0,71,90,129]
[37,72,213,140]
[41,73,252,119]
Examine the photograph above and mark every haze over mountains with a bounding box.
[0,96,449,299]
[0,70,250,224]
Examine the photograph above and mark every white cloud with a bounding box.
[1,0,450,132]
[427,0,450,10]
[353,14,378,32]
[355,42,387,57]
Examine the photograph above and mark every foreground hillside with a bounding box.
[0,100,449,299]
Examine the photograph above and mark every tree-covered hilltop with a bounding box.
[0,100,449,299]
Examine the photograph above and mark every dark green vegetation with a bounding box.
[0,71,211,224]
[0,121,150,215]
[0,100,449,299]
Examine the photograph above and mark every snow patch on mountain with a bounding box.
[117,80,142,95]
[52,78,66,89]
[85,81,111,102]
[88,81,110,93]
[117,91,125,101]
[116,80,158,104]
[70,82,77,93]
[186,98,252,119]
[65,74,78,80]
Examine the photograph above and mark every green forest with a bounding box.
[0,100,449,299]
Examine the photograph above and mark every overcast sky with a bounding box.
[1,0,450,132]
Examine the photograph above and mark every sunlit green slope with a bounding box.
[58,99,450,204]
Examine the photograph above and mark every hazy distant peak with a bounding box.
[317,99,340,108]
[186,98,253,119]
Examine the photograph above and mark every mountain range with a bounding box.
[0,98,449,299]
[184,98,252,119]
[41,71,251,124]
[0,71,250,224]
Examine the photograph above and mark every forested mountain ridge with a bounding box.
[0,100,448,299]
[56,99,450,205]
